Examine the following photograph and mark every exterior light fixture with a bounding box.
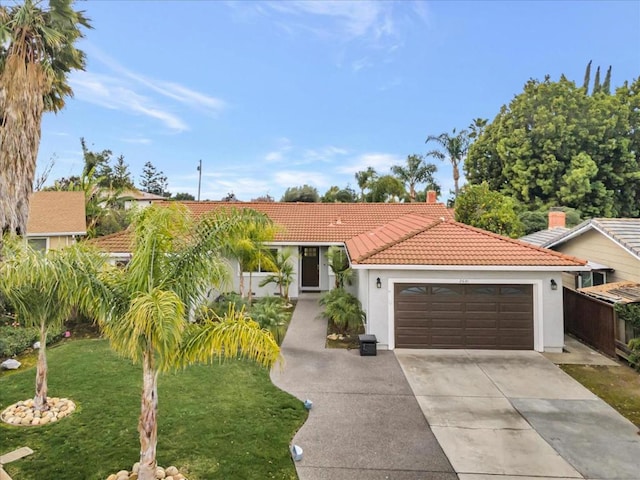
[550,279,558,291]
[376,277,382,289]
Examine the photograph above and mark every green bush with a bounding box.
[628,338,640,371]
[250,297,290,344]
[319,288,366,334]
[0,325,67,358]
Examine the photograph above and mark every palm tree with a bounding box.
[0,240,99,411]
[259,248,295,301]
[223,214,277,304]
[0,0,90,238]
[326,246,352,289]
[390,154,437,202]
[82,204,280,480]
[355,167,377,202]
[426,128,470,198]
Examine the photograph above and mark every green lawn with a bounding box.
[0,339,307,480]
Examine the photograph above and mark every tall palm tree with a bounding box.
[390,154,437,202]
[0,240,99,411]
[0,0,90,237]
[82,204,280,480]
[426,128,470,198]
[355,167,377,202]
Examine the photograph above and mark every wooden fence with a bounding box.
[563,288,616,357]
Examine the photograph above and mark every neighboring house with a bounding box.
[26,191,87,251]
[117,189,167,210]
[541,218,640,288]
[93,197,587,352]
[520,211,570,247]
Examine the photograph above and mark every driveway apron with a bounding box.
[271,294,457,480]
[396,349,640,480]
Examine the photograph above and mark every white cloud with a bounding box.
[273,170,330,189]
[70,72,188,132]
[121,137,152,145]
[337,152,403,175]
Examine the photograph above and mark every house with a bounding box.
[93,197,587,352]
[117,189,167,210]
[26,191,87,251]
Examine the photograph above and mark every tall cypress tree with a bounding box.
[602,66,612,94]
[582,60,592,94]
[593,66,602,94]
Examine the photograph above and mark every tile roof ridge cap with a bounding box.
[353,216,443,263]
[451,220,587,265]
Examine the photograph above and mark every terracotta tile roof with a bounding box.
[180,201,453,243]
[91,201,451,252]
[26,191,86,236]
[89,230,132,253]
[346,214,586,267]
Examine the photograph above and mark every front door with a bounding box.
[301,247,320,289]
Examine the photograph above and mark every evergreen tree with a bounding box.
[593,66,601,94]
[112,155,134,190]
[281,185,319,202]
[602,66,612,94]
[139,161,169,196]
[582,60,592,94]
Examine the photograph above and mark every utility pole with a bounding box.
[197,159,202,201]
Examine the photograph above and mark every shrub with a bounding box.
[250,297,290,344]
[319,288,366,334]
[0,325,66,358]
[628,338,640,371]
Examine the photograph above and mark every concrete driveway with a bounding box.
[395,349,640,480]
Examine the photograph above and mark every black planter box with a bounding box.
[358,334,377,356]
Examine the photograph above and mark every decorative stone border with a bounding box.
[106,463,189,480]
[0,397,76,426]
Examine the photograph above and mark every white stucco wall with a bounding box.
[228,248,301,299]
[360,269,564,352]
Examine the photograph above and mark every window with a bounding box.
[243,248,278,273]
[576,271,607,289]
[27,238,47,252]
[399,286,427,295]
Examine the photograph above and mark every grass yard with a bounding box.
[0,339,307,480]
[560,364,640,427]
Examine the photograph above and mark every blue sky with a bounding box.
[37,0,640,201]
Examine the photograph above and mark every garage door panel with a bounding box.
[395,283,534,350]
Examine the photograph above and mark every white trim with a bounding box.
[387,277,544,352]
[26,231,86,237]
[352,264,587,272]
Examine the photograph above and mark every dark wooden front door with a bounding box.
[301,247,320,288]
[394,283,534,349]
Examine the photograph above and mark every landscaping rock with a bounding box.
[1,359,21,370]
[105,465,188,480]
[0,397,76,426]
[165,466,179,476]
[33,341,41,349]
[155,466,166,478]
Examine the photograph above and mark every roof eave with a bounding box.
[350,264,588,271]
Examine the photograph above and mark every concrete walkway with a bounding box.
[271,294,457,480]
[396,349,640,480]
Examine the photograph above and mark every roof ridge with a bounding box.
[354,216,444,263]
[451,220,587,266]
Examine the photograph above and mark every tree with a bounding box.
[281,185,319,202]
[355,167,377,201]
[454,182,524,238]
[80,138,134,189]
[465,74,640,217]
[259,248,295,300]
[520,207,582,235]
[221,192,238,202]
[82,204,280,480]
[366,175,405,202]
[321,185,357,203]
[172,192,195,201]
[251,194,274,202]
[326,246,353,289]
[0,240,98,411]
[0,0,90,237]
[139,161,169,196]
[391,154,438,202]
[111,155,134,189]
[426,128,470,198]
[583,60,592,93]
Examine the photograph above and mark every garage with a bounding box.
[394,283,534,349]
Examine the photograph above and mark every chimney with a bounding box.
[426,190,437,204]
[548,211,566,229]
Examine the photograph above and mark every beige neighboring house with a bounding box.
[26,191,87,251]
[118,189,167,210]
[541,217,640,289]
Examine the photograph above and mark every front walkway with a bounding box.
[271,294,457,480]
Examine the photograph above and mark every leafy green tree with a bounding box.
[82,204,280,480]
[355,167,377,201]
[139,161,169,196]
[391,154,438,202]
[172,192,195,201]
[465,74,640,217]
[593,66,602,95]
[366,175,405,202]
[251,194,275,202]
[319,288,366,334]
[281,184,319,202]
[221,192,238,202]
[602,66,612,95]
[583,60,592,94]
[326,246,353,289]
[520,207,582,235]
[468,118,488,140]
[321,185,357,203]
[80,138,134,190]
[0,0,90,237]
[0,240,99,411]
[454,182,524,238]
[111,155,134,189]
[426,128,470,197]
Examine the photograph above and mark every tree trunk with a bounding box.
[33,321,49,411]
[248,272,253,306]
[0,56,46,236]
[239,269,245,297]
[452,161,460,197]
[138,350,159,480]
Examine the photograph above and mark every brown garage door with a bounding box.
[394,283,534,349]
